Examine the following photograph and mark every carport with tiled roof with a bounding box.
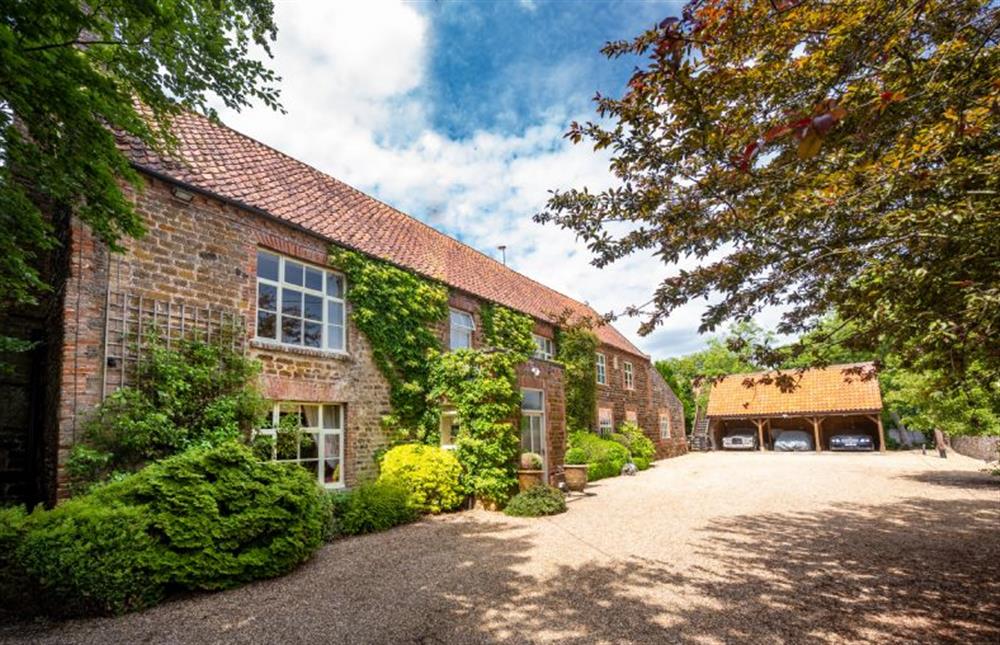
[705,362,885,452]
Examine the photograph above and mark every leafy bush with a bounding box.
[504,485,567,517]
[378,444,464,513]
[564,447,587,465]
[327,481,418,537]
[15,442,326,615]
[556,324,599,431]
[568,431,630,481]
[612,422,656,470]
[519,452,543,470]
[67,338,266,491]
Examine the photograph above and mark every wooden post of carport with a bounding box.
[810,416,823,452]
[867,414,886,452]
[753,419,765,451]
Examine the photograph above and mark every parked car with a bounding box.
[773,430,814,451]
[722,429,758,450]
[829,434,874,451]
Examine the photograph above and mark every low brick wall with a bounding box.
[948,435,1000,462]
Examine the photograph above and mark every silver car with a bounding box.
[773,430,814,451]
[722,429,758,450]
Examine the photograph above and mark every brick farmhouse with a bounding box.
[1,111,686,505]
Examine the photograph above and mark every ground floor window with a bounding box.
[598,407,613,435]
[521,389,546,472]
[625,409,638,424]
[258,402,344,488]
[440,407,460,450]
[659,412,671,439]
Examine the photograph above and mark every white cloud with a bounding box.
[216,1,780,359]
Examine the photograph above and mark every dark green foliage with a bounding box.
[14,442,326,615]
[504,485,566,517]
[67,339,266,491]
[568,431,629,481]
[329,247,449,437]
[326,481,418,537]
[612,422,656,470]
[0,0,281,351]
[556,324,599,431]
[429,350,524,506]
[481,303,536,357]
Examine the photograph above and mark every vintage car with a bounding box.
[721,429,758,450]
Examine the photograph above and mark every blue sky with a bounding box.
[217,0,762,359]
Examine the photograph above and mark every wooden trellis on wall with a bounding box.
[102,291,247,400]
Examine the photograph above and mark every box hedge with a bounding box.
[567,431,630,480]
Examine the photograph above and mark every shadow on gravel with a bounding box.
[4,498,999,644]
[899,470,1000,490]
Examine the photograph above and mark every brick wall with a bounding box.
[516,359,566,483]
[647,364,689,458]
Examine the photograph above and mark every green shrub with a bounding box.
[612,422,656,470]
[328,480,418,537]
[16,441,326,615]
[67,338,266,491]
[504,485,567,517]
[568,431,629,481]
[564,447,587,465]
[378,444,464,513]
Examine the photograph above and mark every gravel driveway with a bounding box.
[4,451,998,644]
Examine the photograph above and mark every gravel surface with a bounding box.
[3,451,998,644]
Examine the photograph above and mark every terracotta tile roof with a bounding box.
[706,362,882,418]
[122,112,646,357]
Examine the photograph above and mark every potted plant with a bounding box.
[563,447,589,492]
[517,452,544,491]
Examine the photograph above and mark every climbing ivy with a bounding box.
[480,303,536,357]
[556,323,598,432]
[329,247,449,436]
[428,349,524,506]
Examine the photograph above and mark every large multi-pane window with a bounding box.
[623,361,635,390]
[256,250,346,352]
[258,403,345,488]
[596,352,607,385]
[598,407,613,435]
[532,334,555,360]
[521,389,546,475]
[449,308,475,350]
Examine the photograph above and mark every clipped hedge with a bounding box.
[378,443,464,513]
[13,441,326,615]
[504,485,567,517]
[327,480,418,537]
[567,431,630,481]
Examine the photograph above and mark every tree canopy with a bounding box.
[538,0,999,385]
[0,0,281,332]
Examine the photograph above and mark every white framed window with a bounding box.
[532,334,554,360]
[623,361,635,390]
[598,407,613,435]
[257,403,344,488]
[256,250,346,352]
[449,308,475,350]
[521,389,546,477]
[440,408,460,450]
[596,352,607,385]
[659,412,671,439]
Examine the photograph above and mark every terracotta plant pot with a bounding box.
[563,464,588,492]
[516,469,544,492]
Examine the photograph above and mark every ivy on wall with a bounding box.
[329,247,449,436]
[480,302,536,356]
[556,323,599,432]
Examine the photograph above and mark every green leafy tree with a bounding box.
[538,0,999,385]
[1,1,281,343]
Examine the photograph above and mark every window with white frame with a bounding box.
[623,361,635,390]
[659,412,671,439]
[596,352,607,385]
[520,389,546,470]
[449,308,475,350]
[256,250,346,352]
[257,403,344,488]
[532,334,554,360]
[598,407,613,435]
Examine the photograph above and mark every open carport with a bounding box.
[705,362,886,452]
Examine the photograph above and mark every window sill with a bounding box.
[250,339,352,361]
